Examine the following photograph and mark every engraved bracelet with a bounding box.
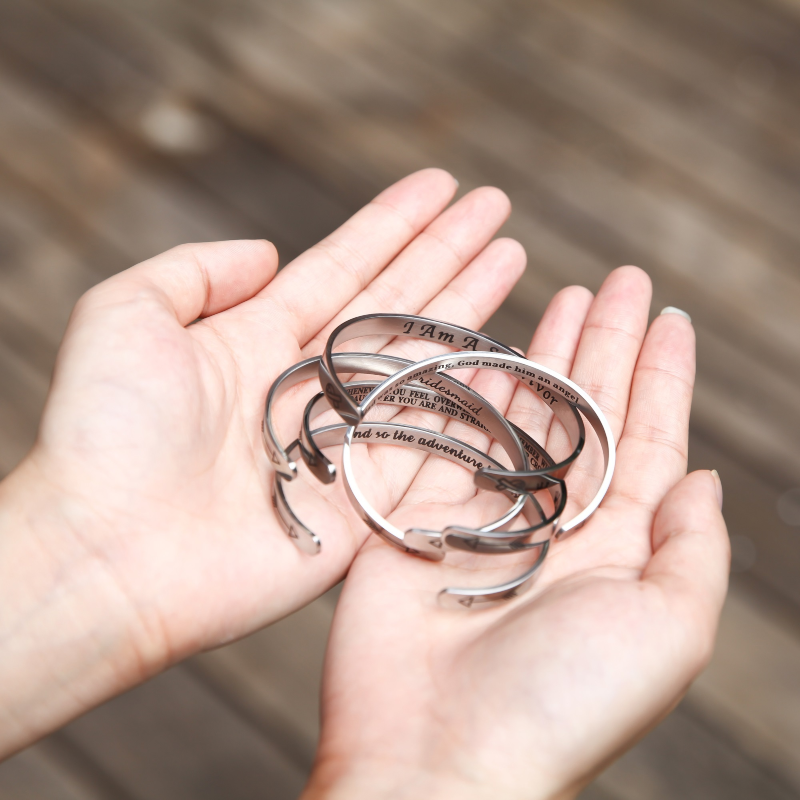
[265,352,529,485]
[319,314,586,490]
[337,351,614,608]
[275,422,549,607]
[266,354,541,554]
[353,351,616,537]
[275,421,538,558]
[303,380,566,557]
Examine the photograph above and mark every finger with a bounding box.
[547,268,652,515]
[381,236,527,367]
[609,310,695,513]
[334,235,526,428]
[301,187,512,357]
[503,285,594,450]
[453,285,591,524]
[569,266,652,438]
[89,240,279,326]
[643,470,729,667]
[259,168,458,346]
[304,237,526,436]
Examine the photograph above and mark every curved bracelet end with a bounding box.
[274,461,298,481]
[322,379,362,426]
[299,445,337,485]
[442,527,551,554]
[474,468,553,494]
[402,529,447,561]
[288,525,322,555]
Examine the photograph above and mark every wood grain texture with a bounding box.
[58,667,307,800]
[0,0,799,797]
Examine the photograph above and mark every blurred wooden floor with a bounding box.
[2,0,800,796]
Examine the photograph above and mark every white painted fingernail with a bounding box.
[711,469,723,510]
[660,306,691,323]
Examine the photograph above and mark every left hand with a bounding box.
[301,268,730,800]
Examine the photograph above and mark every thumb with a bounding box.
[643,470,730,667]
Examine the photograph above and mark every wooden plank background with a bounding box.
[1,0,800,796]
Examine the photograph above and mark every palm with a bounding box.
[25,169,539,670]
[308,270,729,799]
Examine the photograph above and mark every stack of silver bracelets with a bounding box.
[263,314,615,609]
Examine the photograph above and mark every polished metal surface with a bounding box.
[301,357,531,488]
[307,383,564,556]
[302,381,559,490]
[433,471,565,554]
[265,350,529,489]
[263,351,471,480]
[303,387,528,554]
[340,420,561,605]
[319,314,586,488]
[266,315,615,608]
[358,351,615,537]
[281,421,554,606]
[437,540,550,609]
[272,466,322,556]
[275,421,529,560]
[319,313,509,426]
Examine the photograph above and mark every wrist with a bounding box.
[0,453,167,756]
[300,757,579,800]
[301,760,493,800]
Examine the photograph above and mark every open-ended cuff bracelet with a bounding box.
[352,351,616,538]
[302,381,566,557]
[264,351,530,486]
[300,373,556,496]
[264,314,614,608]
[266,353,567,567]
[274,422,550,607]
[275,420,540,558]
[438,541,549,610]
[319,314,586,490]
[337,421,557,606]
[300,365,553,489]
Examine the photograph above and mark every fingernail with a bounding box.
[711,469,723,509]
[660,306,692,323]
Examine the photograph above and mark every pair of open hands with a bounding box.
[0,169,729,799]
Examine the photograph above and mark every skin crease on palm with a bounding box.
[0,169,729,799]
